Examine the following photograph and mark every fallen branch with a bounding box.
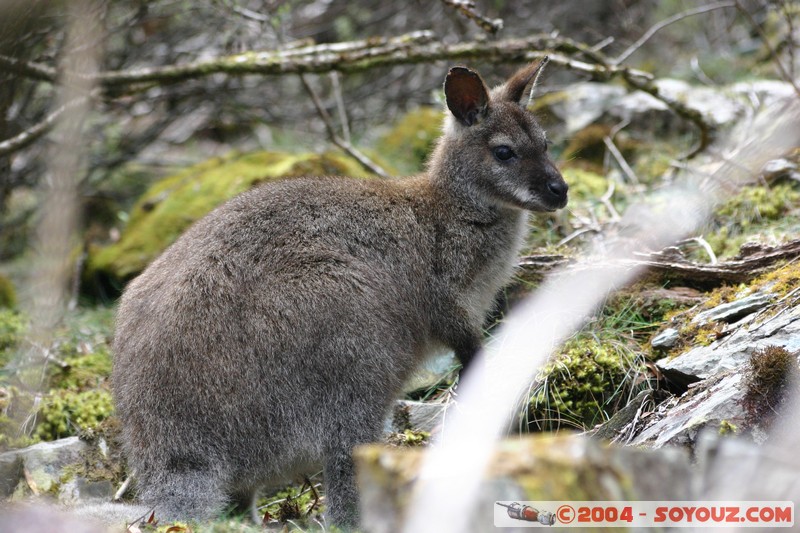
[518,239,800,286]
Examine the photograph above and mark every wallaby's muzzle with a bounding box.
[542,162,569,210]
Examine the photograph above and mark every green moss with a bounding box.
[376,106,443,173]
[751,260,800,298]
[386,429,430,447]
[526,338,641,431]
[561,167,610,202]
[35,388,114,441]
[701,182,800,260]
[60,416,127,489]
[86,150,370,292]
[50,348,112,391]
[0,274,17,309]
[0,309,25,367]
[718,420,738,435]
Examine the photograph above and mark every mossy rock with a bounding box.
[376,106,443,173]
[0,274,16,309]
[85,150,370,295]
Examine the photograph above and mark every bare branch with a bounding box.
[299,74,390,178]
[0,53,57,83]
[613,1,737,65]
[1,31,654,90]
[0,95,91,158]
[621,71,713,158]
[440,0,503,35]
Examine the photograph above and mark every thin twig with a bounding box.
[440,0,503,34]
[214,0,270,23]
[589,36,615,53]
[613,1,737,65]
[600,181,621,221]
[114,470,136,501]
[329,71,350,145]
[734,0,800,99]
[300,74,390,178]
[603,136,639,184]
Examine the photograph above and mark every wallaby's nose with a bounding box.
[546,179,568,203]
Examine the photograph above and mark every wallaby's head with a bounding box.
[433,58,568,212]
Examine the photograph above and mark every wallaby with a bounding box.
[112,58,568,528]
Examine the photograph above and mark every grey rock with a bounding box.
[762,157,800,183]
[0,451,21,499]
[691,292,772,325]
[651,327,680,348]
[543,82,627,136]
[388,400,451,435]
[542,79,796,142]
[659,305,800,380]
[58,478,115,506]
[695,432,800,502]
[630,371,746,448]
[0,437,87,498]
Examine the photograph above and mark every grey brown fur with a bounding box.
[112,60,568,528]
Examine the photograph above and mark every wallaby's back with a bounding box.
[113,59,567,528]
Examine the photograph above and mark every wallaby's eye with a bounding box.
[492,145,516,162]
[545,139,553,151]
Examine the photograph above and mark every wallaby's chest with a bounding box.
[434,209,528,320]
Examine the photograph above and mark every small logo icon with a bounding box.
[496,502,556,525]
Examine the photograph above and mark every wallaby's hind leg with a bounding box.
[137,469,229,522]
[323,413,385,528]
[323,449,361,528]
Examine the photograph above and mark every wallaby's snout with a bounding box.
[544,161,569,209]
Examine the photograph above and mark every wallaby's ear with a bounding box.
[445,66,490,127]
[498,56,550,106]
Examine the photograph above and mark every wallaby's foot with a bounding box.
[229,486,260,523]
